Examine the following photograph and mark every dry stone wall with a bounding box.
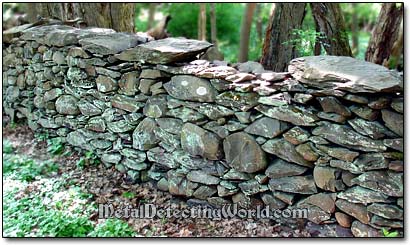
[3,24,404,237]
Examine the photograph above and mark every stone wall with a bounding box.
[2,24,404,236]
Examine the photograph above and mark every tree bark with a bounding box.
[210,3,218,47]
[255,3,263,43]
[260,3,306,72]
[351,3,359,56]
[24,3,135,32]
[311,3,352,56]
[365,3,403,66]
[238,3,257,62]
[198,4,207,41]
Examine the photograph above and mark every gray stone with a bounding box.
[66,130,87,148]
[261,193,287,209]
[193,186,217,199]
[258,93,291,106]
[244,117,290,138]
[348,118,397,139]
[155,118,183,135]
[107,120,134,133]
[295,143,319,162]
[268,176,318,194]
[370,215,403,229]
[215,91,259,111]
[262,138,313,168]
[351,221,381,237]
[96,67,122,78]
[237,61,265,74]
[381,109,403,136]
[367,203,403,220]
[96,75,117,92]
[118,71,139,96]
[43,88,63,102]
[139,79,156,95]
[351,171,403,197]
[101,153,122,165]
[164,75,217,102]
[293,93,314,104]
[390,97,403,113]
[79,33,143,55]
[111,95,144,112]
[283,126,310,145]
[192,103,235,120]
[132,118,159,150]
[181,123,222,160]
[187,170,221,185]
[312,122,386,152]
[143,95,168,118]
[317,112,347,123]
[368,97,390,109]
[86,117,106,132]
[234,112,251,124]
[288,56,403,93]
[197,66,238,79]
[317,96,351,117]
[383,138,403,152]
[78,100,102,116]
[349,105,379,121]
[222,169,252,180]
[343,94,369,104]
[265,158,308,178]
[166,107,206,122]
[256,104,319,126]
[140,69,168,79]
[238,180,269,195]
[313,166,343,192]
[223,132,267,173]
[67,67,87,82]
[316,145,359,162]
[55,95,80,115]
[116,37,212,64]
[337,186,393,205]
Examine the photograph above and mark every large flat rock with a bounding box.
[115,37,212,64]
[288,56,403,93]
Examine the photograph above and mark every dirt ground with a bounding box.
[3,123,351,237]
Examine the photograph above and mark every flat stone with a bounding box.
[367,203,403,220]
[197,66,238,79]
[238,180,269,195]
[261,193,287,209]
[351,221,381,237]
[225,73,255,83]
[215,91,259,111]
[313,166,343,192]
[317,96,351,117]
[349,105,379,121]
[335,199,370,224]
[268,176,318,194]
[348,118,397,139]
[305,193,336,214]
[111,95,144,112]
[115,37,212,64]
[191,103,235,120]
[288,56,403,93]
[351,171,403,197]
[293,93,314,104]
[381,109,403,137]
[343,94,369,104]
[256,104,319,126]
[193,186,217,199]
[187,170,221,185]
[43,88,63,102]
[143,95,168,118]
[390,97,403,113]
[155,117,183,135]
[181,123,222,160]
[79,33,143,55]
[265,158,307,178]
[244,117,290,138]
[317,112,347,123]
[370,215,403,229]
[164,75,217,102]
[107,120,134,133]
[283,126,310,145]
[223,132,267,173]
[258,93,291,106]
[296,143,319,162]
[337,186,393,205]
[78,99,102,116]
[262,138,314,168]
[383,138,403,152]
[55,95,80,115]
[101,153,122,165]
[237,61,265,74]
[335,212,352,228]
[368,97,390,109]
[166,107,206,122]
[312,122,386,152]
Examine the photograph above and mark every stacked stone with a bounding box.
[2,24,403,237]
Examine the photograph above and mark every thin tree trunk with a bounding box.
[351,3,359,56]
[146,3,156,30]
[198,4,207,41]
[365,3,403,65]
[260,3,306,72]
[210,3,218,48]
[238,3,256,62]
[311,3,352,56]
[255,3,263,43]
[24,3,135,32]
[312,6,322,56]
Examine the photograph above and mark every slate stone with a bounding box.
[181,123,222,160]
[265,158,307,178]
[79,33,143,55]
[111,95,144,112]
[337,186,393,205]
[116,37,212,64]
[317,96,351,117]
[244,117,290,138]
[351,171,403,197]
[313,166,343,192]
[283,126,310,145]
[390,97,403,113]
[335,199,370,224]
[55,95,80,115]
[187,170,221,185]
[143,95,168,118]
[367,203,403,220]
[223,132,267,173]
[96,75,117,93]
[256,104,319,126]
[348,118,397,139]
[288,56,403,93]
[381,109,403,137]
[349,105,379,121]
[262,138,314,168]
[132,118,159,150]
[164,75,217,102]
[268,176,318,194]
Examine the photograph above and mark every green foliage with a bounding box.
[3,139,14,154]
[76,151,100,169]
[122,191,136,199]
[47,137,65,156]
[3,155,58,182]
[89,219,136,237]
[283,29,325,56]
[382,228,399,238]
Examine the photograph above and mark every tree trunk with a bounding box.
[311,3,352,56]
[146,3,156,30]
[198,4,207,41]
[238,3,256,62]
[24,3,135,32]
[365,3,403,66]
[351,3,359,56]
[255,3,263,43]
[260,3,306,72]
[386,19,403,69]
[210,3,218,47]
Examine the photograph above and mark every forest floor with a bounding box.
[2,123,346,237]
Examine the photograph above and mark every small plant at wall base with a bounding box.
[382,228,399,238]
[76,151,101,169]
